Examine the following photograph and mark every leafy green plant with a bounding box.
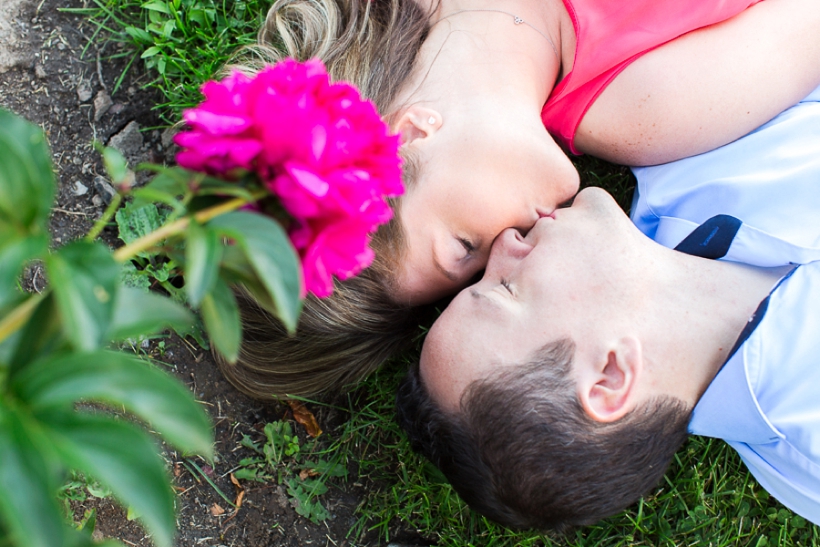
[235,421,346,524]
[0,108,212,547]
[0,102,306,547]
[116,203,182,295]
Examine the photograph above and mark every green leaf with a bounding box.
[120,260,152,290]
[144,260,175,283]
[209,212,302,332]
[100,146,131,186]
[0,233,48,311]
[0,402,67,547]
[185,221,221,307]
[142,0,171,14]
[115,203,169,246]
[141,45,162,59]
[135,166,192,193]
[125,26,152,44]
[200,277,240,362]
[286,477,330,523]
[162,20,176,39]
[6,293,66,374]
[0,108,55,234]
[12,350,213,459]
[107,286,195,341]
[217,252,285,331]
[171,315,210,350]
[42,411,175,547]
[45,241,120,352]
[130,187,185,215]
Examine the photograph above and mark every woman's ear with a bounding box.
[578,336,643,423]
[393,106,441,145]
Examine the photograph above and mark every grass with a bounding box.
[76,1,820,545]
[334,361,820,547]
[68,0,270,123]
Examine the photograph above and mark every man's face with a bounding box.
[420,187,641,411]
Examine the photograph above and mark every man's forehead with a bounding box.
[420,305,471,408]
[419,290,514,411]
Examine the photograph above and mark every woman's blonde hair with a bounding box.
[214,0,434,398]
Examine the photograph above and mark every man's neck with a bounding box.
[638,248,789,406]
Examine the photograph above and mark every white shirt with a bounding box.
[630,84,820,524]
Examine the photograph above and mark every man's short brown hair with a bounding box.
[396,338,692,530]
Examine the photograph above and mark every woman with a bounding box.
[217,0,820,398]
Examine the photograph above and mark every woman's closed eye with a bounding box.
[458,237,477,257]
[500,278,513,294]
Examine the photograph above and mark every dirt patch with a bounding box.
[0,1,418,545]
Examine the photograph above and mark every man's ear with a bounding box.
[578,336,643,423]
[393,106,441,145]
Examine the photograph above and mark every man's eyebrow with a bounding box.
[469,287,501,308]
[432,247,458,282]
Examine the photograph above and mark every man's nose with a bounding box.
[490,228,532,261]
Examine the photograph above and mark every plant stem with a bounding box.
[113,194,260,263]
[85,192,124,242]
[183,459,237,508]
[0,293,43,346]
[0,193,264,347]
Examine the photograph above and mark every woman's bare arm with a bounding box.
[575,0,820,166]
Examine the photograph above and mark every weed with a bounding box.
[116,202,180,295]
[235,421,346,524]
[58,472,113,518]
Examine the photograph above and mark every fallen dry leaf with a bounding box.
[287,400,323,437]
[210,504,225,516]
[299,468,319,480]
[229,472,245,508]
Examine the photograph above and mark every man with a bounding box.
[396,85,820,530]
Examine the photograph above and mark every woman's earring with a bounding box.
[428,116,436,125]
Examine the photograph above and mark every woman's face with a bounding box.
[394,121,580,304]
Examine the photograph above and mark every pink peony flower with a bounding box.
[175,59,403,298]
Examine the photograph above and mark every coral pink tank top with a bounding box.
[542,0,764,154]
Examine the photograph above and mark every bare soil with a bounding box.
[0,1,422,546]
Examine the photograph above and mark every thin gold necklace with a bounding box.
[434,9,560,61]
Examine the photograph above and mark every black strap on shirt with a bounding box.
[672,214,795,365]
[673,214,742,259]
